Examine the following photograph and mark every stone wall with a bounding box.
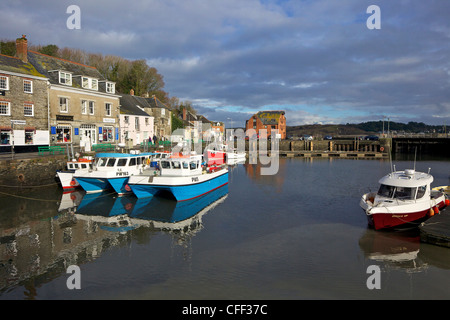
[0,155,66,187]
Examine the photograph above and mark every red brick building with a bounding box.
[245,111,286,139]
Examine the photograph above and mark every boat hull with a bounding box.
[129,170,229,201]
[361,193,447,230]
[75,177,111,193]
[107,177,131,196]
[57,171,79,191]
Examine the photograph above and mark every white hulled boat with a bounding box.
[56,156,94,192]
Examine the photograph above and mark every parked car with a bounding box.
[364,135,379,141]
[302,135,313,141]
[323,135,333,140]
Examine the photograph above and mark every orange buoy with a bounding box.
[70,180,77,186]
[445,199,450,206]
[434,206,439,214]
[429,208,434,217]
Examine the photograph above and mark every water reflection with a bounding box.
[0,184,228,298]
[359,227,450,272]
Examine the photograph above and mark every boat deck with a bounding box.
[420,208,450,248]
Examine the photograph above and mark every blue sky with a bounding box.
[2,0,450,127]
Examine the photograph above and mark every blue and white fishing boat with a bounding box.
[73,152,154,195]
[127,153,229,201]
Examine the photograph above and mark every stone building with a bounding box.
[144,94,172,140]
[0,35,49,152]
[25,37,121,149]
[245,110,286,139]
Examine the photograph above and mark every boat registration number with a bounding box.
[191,177,199,182]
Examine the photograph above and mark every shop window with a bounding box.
[56,126,72,143]
[1,130,11,145]
[102,126,114,142]
[25,130,34,144]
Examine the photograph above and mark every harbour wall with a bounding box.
[0,155,66,187]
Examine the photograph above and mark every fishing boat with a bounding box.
[73,152,154,195]
[127,153,229,201]
[56,156,94,191]
[360,168,449,230]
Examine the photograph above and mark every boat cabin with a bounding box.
[159,154,203,176]
[93,152,153,171]
[376,169,432,201]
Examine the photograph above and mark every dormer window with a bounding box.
[106,82,115,94]
[82,77,98,90]
[59,71,72,85]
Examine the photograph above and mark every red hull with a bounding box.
[368,200,446,230]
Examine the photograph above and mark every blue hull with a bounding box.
[130,172,229,201]
[76,177,111,193]
[107,177,131,196]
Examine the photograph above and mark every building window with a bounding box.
[0,76,9,90]
[24,103,34,116]
[25,129,34,144]
[56,125,72,143]
[0,101,10,115]
[124,116,129,124]
[135,117,140,131]
[1,130,11,144]
[161,108,165,116]
[102,126,114,142]
[106,82,115,93]
[145,117,149,125]
[89,101,95,115]
[81,100,87,114]
[23,80,32,93]
[59,97,69,113]
[59,71,72,85]
[105,103,112,116]
[82,77,98,90]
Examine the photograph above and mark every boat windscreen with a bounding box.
[377,184,394,198]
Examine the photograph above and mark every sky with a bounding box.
[2,0,450,127]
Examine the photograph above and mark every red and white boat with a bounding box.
[360,168,449,230]
[56,156,94,192]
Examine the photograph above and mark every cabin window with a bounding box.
[377,184,395,198]
[81,163,88,169]
[117,158,127,166]
[129,158,136,166]
[137,157,142,165]
[183,162,189,169]
[190,161,197,170]
[68,164,74,169]
[96,158,108,167]
[172,161,181,169]
[106,158,116,167]
[416,185,427,199]
[161,161,170,169]
[394,186,416,200]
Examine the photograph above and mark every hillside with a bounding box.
[287,121,446,138]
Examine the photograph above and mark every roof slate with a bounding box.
[0,53,46,78]
[27,50,105,83]
[119,94,152,116]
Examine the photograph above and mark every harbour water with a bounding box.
[1,156,450,300]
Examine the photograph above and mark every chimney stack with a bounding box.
[15,35,28,63]
[130,89,134,96]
